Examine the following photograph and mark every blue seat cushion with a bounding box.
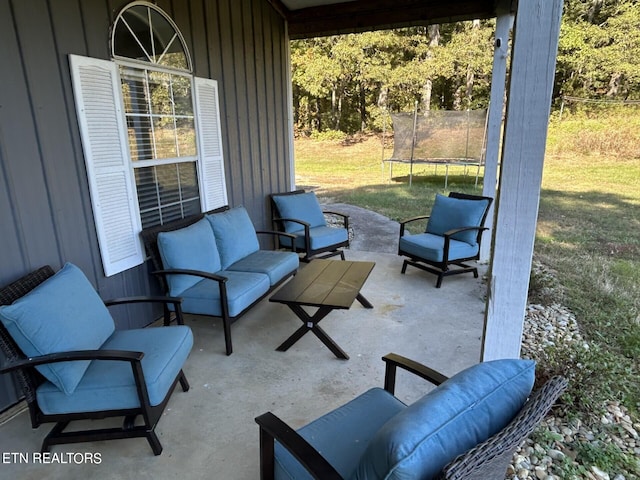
[157,218,222,296]
[0,263,115,395]
[36,325,193,414]
[399,233,479,263]
[426,194,490,246]
[207,207,260,270]
[273,192,327,233]
[353,359,536,480]
[178,271,271,317]
[226,250,299,286]
[275,388,407,480]
[279,226,348,251]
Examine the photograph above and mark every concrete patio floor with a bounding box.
[0,207,490,479]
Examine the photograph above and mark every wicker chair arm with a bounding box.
[440,376,568,479]
[152,269,228,283]
[382,353,449,395]
[0,349,144,374]
[255,412,344,480]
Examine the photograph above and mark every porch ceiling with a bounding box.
[270,0,502,39]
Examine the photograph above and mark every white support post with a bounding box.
[480,1,514,262]
[481,0,564,361]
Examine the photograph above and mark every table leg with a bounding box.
[356,293,373,309]
[276,305,349,360]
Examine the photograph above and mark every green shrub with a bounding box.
[310,129,348,142]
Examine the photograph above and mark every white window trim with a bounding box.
[70,54,227,277]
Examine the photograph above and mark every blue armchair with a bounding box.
[398,192,493,287]
[0,263,193,455]
[256,354,567,480]
[270,190,350,262]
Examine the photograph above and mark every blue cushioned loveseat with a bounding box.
[256,354,568,480]
[0,263,193,455]
[141,205,299,356]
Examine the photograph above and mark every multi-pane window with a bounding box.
[112,1,200,228]
[71,2,226,276]
[120,67,200,227]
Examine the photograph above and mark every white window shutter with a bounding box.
[69,54,144,277]
[194,77,228,210]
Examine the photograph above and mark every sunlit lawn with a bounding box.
[294,121,640,420]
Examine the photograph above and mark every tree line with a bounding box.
[290,0,640,135]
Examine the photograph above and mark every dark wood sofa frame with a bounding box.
[140,206,298,356]
[0,265,190,455]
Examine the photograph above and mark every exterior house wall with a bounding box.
[0,0,289,409]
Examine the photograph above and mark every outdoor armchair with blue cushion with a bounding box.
[270,190,350,261]
[256,354,567,480]
[398,192,493,287]
[0,263,193,455]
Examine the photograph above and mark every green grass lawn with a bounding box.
[294,120,640,476]
[294,116,640,418]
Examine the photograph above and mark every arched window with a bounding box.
[111,2,201,228]
[111,1,192,71]
[70,2,226,276]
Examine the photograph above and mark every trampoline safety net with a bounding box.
[388,110,487,164]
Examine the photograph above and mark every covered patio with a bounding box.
[0,246,488,478]
[0,0,565,474]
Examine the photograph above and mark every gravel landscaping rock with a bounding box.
[512,296,640,479]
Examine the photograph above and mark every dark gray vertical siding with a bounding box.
[0,0,290,410]
[196,0,291,231]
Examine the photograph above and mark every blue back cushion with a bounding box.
[272,192,327,233]
[0,263,115,395]
[353,359,536,480]
[207,207,260,269]
[157,218,222,295]
[426,194,490,245]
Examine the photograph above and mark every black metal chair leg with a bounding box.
[41,421,70,453]
[146,430,163,456]
[223,316,233,355]
[179,370,190,391]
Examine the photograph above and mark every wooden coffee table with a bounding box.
[269,259,375,359]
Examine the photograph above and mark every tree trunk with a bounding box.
[465,20,481,109]
[331,88,338,127]
[360,83,367,132]
[606,72,622,97]
[421,24,440,112]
